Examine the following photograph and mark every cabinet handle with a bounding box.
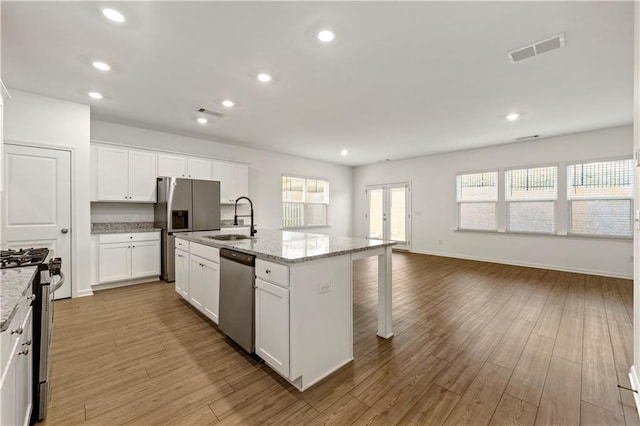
[24,339,32,346]
[200,263,204,267]
[17,347,29,356]
[265,269,271,274]
[132,245,136,248]
[11,327,23,335]
[26,295,36,301]
[130,236,133,239]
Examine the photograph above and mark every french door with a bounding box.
[366,183,411,250]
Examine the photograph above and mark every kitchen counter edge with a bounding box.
[1,266,38,332]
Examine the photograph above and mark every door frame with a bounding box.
[4,139,76,297]
[365,181,412,250]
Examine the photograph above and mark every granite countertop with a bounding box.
[175,229,396,264]
[1,267,37,332]
[92,222,163,235]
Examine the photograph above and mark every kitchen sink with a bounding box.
[204,234,252,241]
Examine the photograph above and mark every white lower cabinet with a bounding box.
[175,240,220,324]
[175,248,189,299]
[1,291,34,426]
[98,232,160,284]
[255,278,290,377]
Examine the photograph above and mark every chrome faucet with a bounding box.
[234,196,257,237]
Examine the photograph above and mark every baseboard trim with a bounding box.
[92,276,162,291]
[409,249,632,279]
[75,289,94,298]
[629,366,640,417]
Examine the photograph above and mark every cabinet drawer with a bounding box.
[190,243,219,263]
[1,293,31,374]
[99,232,160,244]
[256,259,289,287]
[175,238,189,251]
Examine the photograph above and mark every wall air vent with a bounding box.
[508,33,565,64]
[197,107,224,118]
[515,135,540,141]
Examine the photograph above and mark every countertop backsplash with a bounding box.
[91,202,154,223]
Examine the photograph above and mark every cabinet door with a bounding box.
[212,162,233,203]
[0,336,19,426]
[158,154,187,178]
[187,158,213,180]
[99,242,131,283]
[96,146,129,201]
[175,249,189,298]
[231,164,249,200]
[17,307,33,426]
[202,260,219,324]
[131,240,160,278]
[188,257,205,312]
[255,279,290,378]
[128,150,157,202]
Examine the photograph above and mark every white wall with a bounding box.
[91,120,354,237]
[354,125,634,278]
[4,89,92,297]
[632,0,640,409]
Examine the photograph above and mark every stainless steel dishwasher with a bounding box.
[219,248,256,353]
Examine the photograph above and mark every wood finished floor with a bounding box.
[44,252,638,426]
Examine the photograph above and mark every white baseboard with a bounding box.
[75,289,94,298]
[92,276,162,291]
[409,249,632,279]
[629,366,640,417]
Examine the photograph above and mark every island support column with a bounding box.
[377,246,393,338]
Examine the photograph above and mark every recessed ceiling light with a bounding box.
[197,117,208,125]
[222,100,235,108]
[102,8,125,23]
[88,91,103,99]
[92,61,111,71]
[318,30,335,43]
[257,73,272,83]
[340,149,349,156]
[506,113,520,121]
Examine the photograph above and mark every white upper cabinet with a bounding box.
[94,146,157,202]
[158,154,213,180]
[187,157,213,180]
[213,161,249,204]
[128,150,157,201]
[158,154,187,178]
[96,146,128,201]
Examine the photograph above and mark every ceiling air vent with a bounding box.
[515,135,540,141]
[508,33,565,64]
[197,107,224,118]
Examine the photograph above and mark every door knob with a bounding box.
[61,228,69,234]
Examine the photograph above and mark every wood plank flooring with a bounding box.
[44,252,637,425]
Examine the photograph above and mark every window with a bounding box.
[456,171,498,231]
[506,166,557,233]
[282,176,329,228]
[567,159,634,237]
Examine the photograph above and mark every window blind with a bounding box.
[567,159,633,237]
[506,166,557,233]
[456,171,498,230]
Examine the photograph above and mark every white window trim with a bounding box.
[505,164,559,235]
[456,169,499,231]
[281,174,330,229]
[566,158,633,238]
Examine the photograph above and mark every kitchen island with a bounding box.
[174,229,395,391]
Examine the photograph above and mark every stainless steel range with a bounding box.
[0,248,64,422]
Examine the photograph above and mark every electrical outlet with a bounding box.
[318,283,331,294]
[123,216,132,222]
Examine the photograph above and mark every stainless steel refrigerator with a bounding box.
[155,177,221,281]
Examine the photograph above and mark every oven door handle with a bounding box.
[50,273,65,293]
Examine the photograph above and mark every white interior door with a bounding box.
[366,183,411,250]
[3,144,72,299]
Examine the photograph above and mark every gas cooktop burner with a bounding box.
[1,247,50,269]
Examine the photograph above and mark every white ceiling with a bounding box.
[2,1,634,166]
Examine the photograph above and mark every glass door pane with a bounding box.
[368,188,384,239]
[389,187,407,242]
